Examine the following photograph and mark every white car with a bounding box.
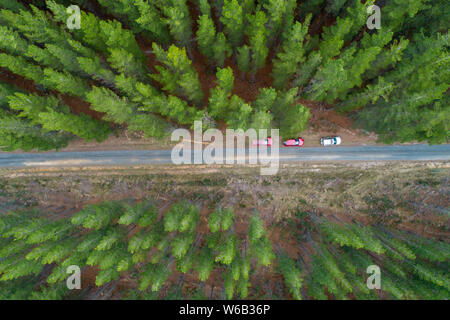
[320,136,342,146]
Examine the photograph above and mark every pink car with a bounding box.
[283,137,304,147]
[252,137,273,146]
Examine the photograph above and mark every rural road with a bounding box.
[0,144,449,168]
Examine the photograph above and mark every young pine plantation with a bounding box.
[0,199,448,300]
[0,0,448,152]
[0,163,448,300]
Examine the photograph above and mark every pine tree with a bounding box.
[96,0,140,30]
[278,102,310,138]
[0,53,46,84]
[152,43,204,106]
[236,45,251,78]
[263,0,287,43]
[134,0,171,44]
[292,52,322,88]
[196,14,216,63]
[326,0,348,16]
[336,77,394,112]
[251,236,275,266]
[318,17,353,62]
[356,33,449,144]
[364,38,410,80]
[0,110,70,151]
[43,68,90,98]
[213,32,232,68]
[0,0,26,13]
[225,96,252,130]
[215,234,237,265]
[159,0,193,50]
[277,253,303,300]
[272,15,312,89]
[383,0,430,32]
[248,88,275,130]
[6,91,110,142]
[248,213,266,243]
[220,0,245,48]
[199,0,212,16]
[246,10,269,82]
[344,0,374,42]
[195,247,215,282]
[208,67,234,119]
[85,86,134,125]
[312,30,394,102]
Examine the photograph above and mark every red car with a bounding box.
[283,137,304,147]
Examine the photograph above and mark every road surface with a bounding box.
[0,144,449,168]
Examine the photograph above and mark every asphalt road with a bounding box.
[0,144,449,168]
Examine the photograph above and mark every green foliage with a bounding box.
[318,17,353,62]
[1,83,102,149]
[224,269,235,299]
[278,103,310,138]
[213,32,232,68]
[86,86,134,124]
[139,263,171,292]
[196,14,216,61]
[246,10,269,80]
[0,198,449,300]
[97,0,168,43]
[0,0,443,146]
[237,45,251,76]
[383,0,430,32]
[134,0,171,44]
[356,33,449,144]
[118,202,157,226]
[152,44,204,106]
[71,201,123,230]
[208,207,235,233]
[0,0,26,13]
[164,202,200,233]
[0,109,69,151]
[225,95,253,130]
[208,67,235,119]
[263,0,288,42]
[270,87,310,137]
[293,52,322,88]
[43,68,90,98]
[336,77,394,112]
[251,236,275,266]
[215,234,237,265]
[272,15,311,89]
[195,247,215,282]
[159,0,193,48]
[277,253,303,300]
[248,213,265,243]
[221,0,245,48]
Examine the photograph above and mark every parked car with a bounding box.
[252,137,273,146]
[283,137,304,147]
[320,136,341,146]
